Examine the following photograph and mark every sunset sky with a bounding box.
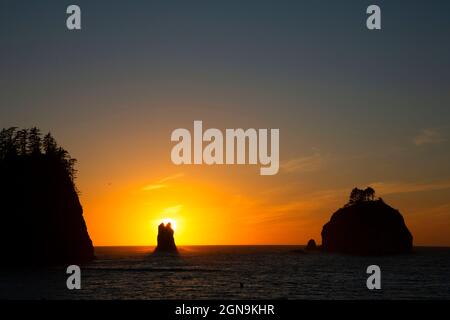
[1,1,450,246]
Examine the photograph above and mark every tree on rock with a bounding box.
[322,188,413,255]
[347,187,377,206]
[0,126,94,265]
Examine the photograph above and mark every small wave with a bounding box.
[83,267,218,273]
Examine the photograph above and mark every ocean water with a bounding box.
[1,246,450,300]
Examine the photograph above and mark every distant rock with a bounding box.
[321,190,413,255]
[154,223,178,253]
[306,239,317,251]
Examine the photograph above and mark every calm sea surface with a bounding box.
[1,246,450,299]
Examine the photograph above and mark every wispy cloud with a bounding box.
[240,179,450,226]
[159,173,185,183]
[142,173,184,191]
[369,180,450,195]
[413,128,446,146]
[281,153,323,174]
[142,184,167,191]
[241,188,348,226]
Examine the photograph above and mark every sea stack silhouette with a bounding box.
[321,187,413,255]
[154,222,178,253]
[305,239,318,251]
[0,127,94,265]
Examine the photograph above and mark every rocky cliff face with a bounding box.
[321,199,413,255]
[155,223,177,253]
[0,155,94,265]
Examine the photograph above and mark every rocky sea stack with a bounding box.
[0,127,94,266]
[305,239,318,251]
[155,222,178,253]
[321,187,413,255]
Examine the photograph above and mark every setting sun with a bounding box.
[160,218,177,231]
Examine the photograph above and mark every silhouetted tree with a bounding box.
[16,129,29,156]
[364,187,375,201]
[0,126,94,265]
[347,187,377,206]
[0,127,19,158]
[348,187,364,205]
[28,127,42,155]
[67,158,78,181]
[0,127,77,184]
[43,133,57,155]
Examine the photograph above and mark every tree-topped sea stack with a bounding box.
[0,127,94,265]
[155,222,177,253]
[321,187,413,255]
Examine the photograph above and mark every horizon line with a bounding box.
[93,244,450,248]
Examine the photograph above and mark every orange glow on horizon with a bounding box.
[77,159,450,247]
